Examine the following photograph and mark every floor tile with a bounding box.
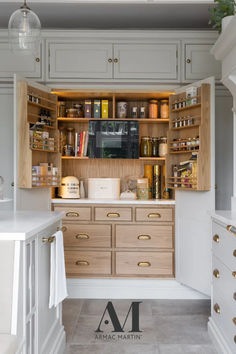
[151,300,211,317]
[67,343,159,354]
[62,299,84,342]
[158,344,217,354]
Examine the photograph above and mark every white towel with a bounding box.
[49,230,68,308]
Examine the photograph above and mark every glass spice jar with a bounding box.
[152,137,159,157]
[159,137,167,157]
[140,136,152,157]
[149,99,158,119]
[160,99,169,119]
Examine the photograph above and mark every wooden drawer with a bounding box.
[64,224,111,248]
[115,251,173,276]
[115,225,173,249]
[135,207,173,222]
[65,251,111,275]
[212,221,236,271]
[95,207,132,221]
[54,206,91,221]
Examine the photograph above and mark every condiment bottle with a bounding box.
[152,137,159,157]
[140,137,152,157]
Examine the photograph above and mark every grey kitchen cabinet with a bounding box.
[0,40,42,81]
[113,43,179,81]
[183,43,221,81]
[47,42,113,80]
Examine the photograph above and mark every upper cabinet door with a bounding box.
[0,40,42,81]
[113,43,179,81]
[184,43,221,82]
[48,42,113,80]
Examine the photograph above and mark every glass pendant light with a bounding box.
[8,0,41,56]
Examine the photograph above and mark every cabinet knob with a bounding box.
[232,271,236,278]
[186,58,191,64]
[233,317,236,325]
[57,226,67,232]
[138,235,151,240]
[213,269,220,278]
[108,58,112,63]
[138,261,151,267]
[213,303,220,314]
[76,260,89,266]
[107,212,120,218]
[114,58,119,63]
[42,236,55,243]
[213,234,220,243]
[76,233,89,240]
[148,213,161,218]
[66,212,79,217]
[233,292,236,301]
[227,225,236,236]
[35,57,40,62]
[233,250,236,257]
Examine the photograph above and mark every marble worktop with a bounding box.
[51,198,176,205]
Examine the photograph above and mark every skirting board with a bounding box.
[67,279,209,299]
[208,317,232,354]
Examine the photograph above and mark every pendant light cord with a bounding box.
[21,0,30,10]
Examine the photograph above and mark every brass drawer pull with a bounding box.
[213,234,220,243]
[42,236,55,243]
[66,212,79,217]
[227,225,236,236]
[213,303,220,314]
[138,235,151,240]
[114,58,119,63]
[232,271,236,278]
[233,250,236,257]
[213,269,220,278]
[76,260,89,266]
[57,226,67,232]
[233,317,236,325]
[233,292,236,301]
[138,261,151,267]
[148,213,161,218]
[234,335,236,344]
[76,233,89,240]
[107,212,120,218]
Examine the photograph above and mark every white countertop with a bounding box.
[51,198,176,205]
[0,211,64,241]
[211,210,236,226]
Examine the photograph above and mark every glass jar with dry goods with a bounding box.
[159,137,167,157]
[152,137,159,157]
[58,101,66,117]
[160,99,169,119]
[140,137,152,157]
[149,99,158,119]
[67,108,78,118]
[59,126,66,154]
[74,104,84,118]
[65,127,75,155]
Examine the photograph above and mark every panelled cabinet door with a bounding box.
[184,44,221,81]
[48,42,113,80]
[113,43,179,80]
[0,41,42,81]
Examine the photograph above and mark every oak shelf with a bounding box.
[57,117,169,123]
[171,103,201,113]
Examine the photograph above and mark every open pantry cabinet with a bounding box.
[14,75,215,296]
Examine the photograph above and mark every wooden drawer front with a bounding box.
[212,256,236,309]
[65,251,111,275]
[115,252,173,276]
[64,224,111,248]
[115,225,173,249]
[135,208,173,222]
[212,290,236,352]
[54,206,91,221]
[95,207,132,221]
[212,221,236,271]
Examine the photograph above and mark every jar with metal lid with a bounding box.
[160,99,169,119]
[159,137,167,157]
[67,108,78,118]
[58,102,66,117]
[152,137,159,157]
[74,104,84,118]
[149,99,158,119]
[140,137,152,157]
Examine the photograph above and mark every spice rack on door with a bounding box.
[17,82,61,188]
[166,83,211,191]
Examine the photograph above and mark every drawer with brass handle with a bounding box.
[213,222,236,271]
[115,251,173,276]
[54,206,91,221]
[135,208,173,222]
[115,225,173,249]
[95,207,132,221]
[65,250,111,275]
[213,269,220,278]
[63,224,111,248]
[213,234,220,243]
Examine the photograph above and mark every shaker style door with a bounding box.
[47,42,113,80]
[113,43,179,80]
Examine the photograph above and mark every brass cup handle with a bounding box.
[148,213,161,218]
[108,58,112,63]
[114,58,119,63]
[138,261,151,267]
[66,212,79,217]
[233,317,236,325]
[76,233,89,240]
[107,212,120,218]
[57,226,67,232]
[213,234,220,243]
[213,269,220,278]
[233,250,236,257]
[35,57,40,62]
[138,235,151,240]
[76,260,89,266]
[186,58,191,63]
[213,303,220,314]
[232,271,236,278]
[233,292,236,301]
[227,225,236,236]
[42,236,55,243]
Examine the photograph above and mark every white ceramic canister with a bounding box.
[117,101,128,118]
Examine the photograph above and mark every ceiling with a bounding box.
[0,1,215,29]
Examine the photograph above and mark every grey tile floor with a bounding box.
[63,299,217,354]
